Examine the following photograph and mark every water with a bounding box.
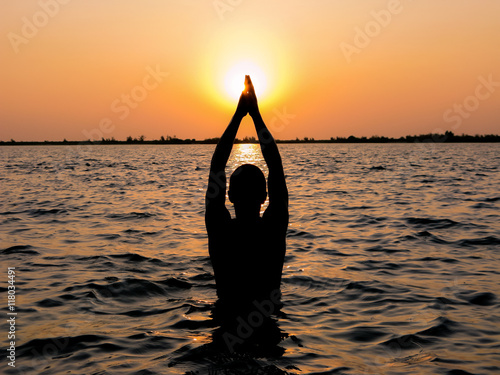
[1,143,499,375]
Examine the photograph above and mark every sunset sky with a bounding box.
[1,0,499,141]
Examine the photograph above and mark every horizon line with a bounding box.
[1,132,500,145]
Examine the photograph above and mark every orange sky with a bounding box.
[1,0,499,141]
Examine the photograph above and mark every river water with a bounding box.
[1,143,499,374]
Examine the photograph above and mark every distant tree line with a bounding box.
[324,131,500,143]
[1,131,499,145]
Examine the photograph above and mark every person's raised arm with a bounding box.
[246,76,288,222]
[205,85,248,227]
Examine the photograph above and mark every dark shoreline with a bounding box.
[2,132,499,146]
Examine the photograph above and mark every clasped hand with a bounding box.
[235,75,260,118]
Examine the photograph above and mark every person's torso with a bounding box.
[208,217,286,302]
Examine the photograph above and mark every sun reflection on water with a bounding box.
[228,143,269,214]
[231,143,265,167]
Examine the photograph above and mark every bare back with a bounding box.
[207,210,287,304]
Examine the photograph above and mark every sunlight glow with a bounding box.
[199,31,293,116]
[224,61,267,100]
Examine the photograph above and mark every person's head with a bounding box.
[228,164,267,217]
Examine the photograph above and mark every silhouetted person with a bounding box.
[206,76,288,314]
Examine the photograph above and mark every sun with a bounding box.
[224,61,268,101]
[200,32,293,110]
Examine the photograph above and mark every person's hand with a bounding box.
[234,75,260,118]
[245,75,260,118]
[235,85,248,118]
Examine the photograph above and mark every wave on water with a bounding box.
[1,244,39,255]
[1,144,499,375]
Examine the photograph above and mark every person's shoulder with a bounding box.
[260,215,288,237]
[263,207,288,228]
